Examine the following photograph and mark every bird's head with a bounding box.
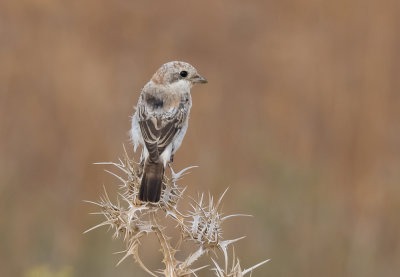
[151,61,207,88]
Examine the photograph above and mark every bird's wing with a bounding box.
[138,103,187,162]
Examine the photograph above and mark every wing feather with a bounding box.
[138,102,187,162]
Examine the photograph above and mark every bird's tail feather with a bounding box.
[139,159,164,202]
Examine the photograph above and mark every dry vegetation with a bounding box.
[85,148,269,276]
[1,1,400,277]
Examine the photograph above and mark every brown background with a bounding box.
[1,0,399,276]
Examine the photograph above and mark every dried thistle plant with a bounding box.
[85,146,269,276]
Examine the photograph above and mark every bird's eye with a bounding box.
[180,71,188,78]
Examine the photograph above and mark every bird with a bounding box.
[130,61,207,202]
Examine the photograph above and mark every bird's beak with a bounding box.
[192,74,208,84]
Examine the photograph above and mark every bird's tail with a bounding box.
[139,159,164,202]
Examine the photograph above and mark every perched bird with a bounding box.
[130,61,207,202]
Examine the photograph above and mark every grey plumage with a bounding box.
[130,61,207,202]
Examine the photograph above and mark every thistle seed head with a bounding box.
[85,149,269,276]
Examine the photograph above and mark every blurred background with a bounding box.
[1,0,399,276]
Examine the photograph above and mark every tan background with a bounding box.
[1,0,400,276]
